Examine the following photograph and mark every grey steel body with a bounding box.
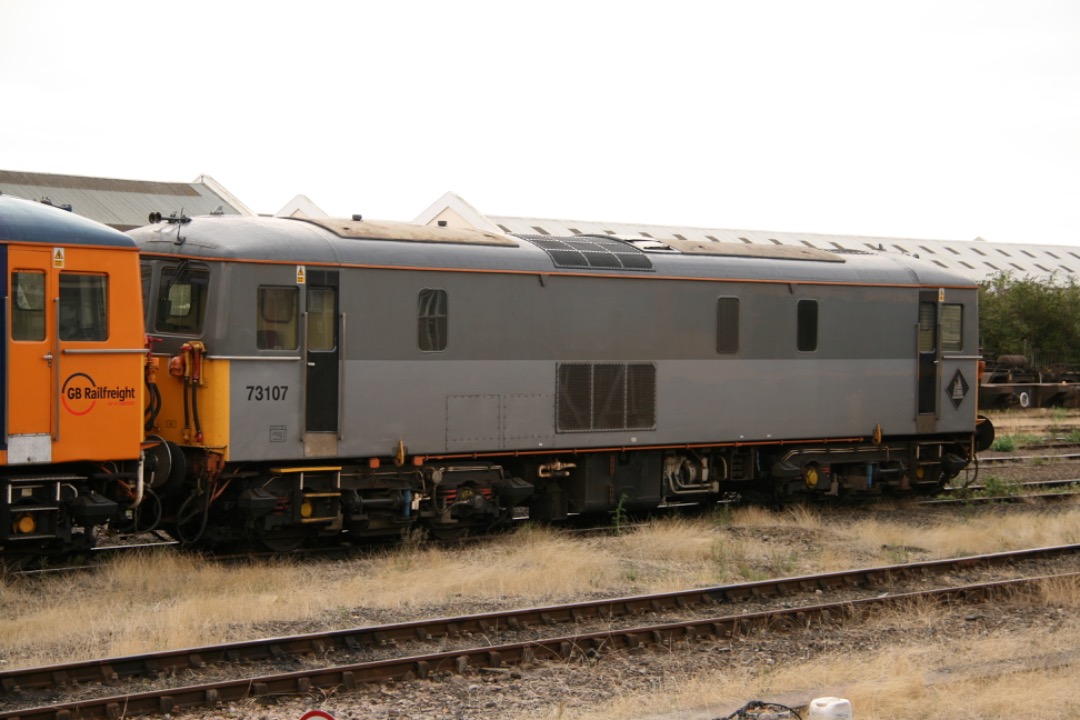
[131,215,981,465]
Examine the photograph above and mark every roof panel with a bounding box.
[0,170,251,231]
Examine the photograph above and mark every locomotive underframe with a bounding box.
[0,461,141,554]
[145,431,974,549]
[148,452,536,548]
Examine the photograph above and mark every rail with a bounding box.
[1,571,1074,720]
[1,544,1077,716]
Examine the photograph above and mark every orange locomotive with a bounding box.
[0,195,148,556]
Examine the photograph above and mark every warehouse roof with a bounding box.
[5,171,1074,284]
[0,170,254,231]
[415,192,1080,284]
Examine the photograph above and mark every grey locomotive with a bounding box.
[132,213,989,548]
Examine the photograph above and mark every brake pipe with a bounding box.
[189,341,205,443]
[132,454,145,509]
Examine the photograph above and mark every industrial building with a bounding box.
[3,170,1075,283]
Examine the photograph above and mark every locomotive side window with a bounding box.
[941,303,963,352]
[156,264,209,335]
[797,299,818,352]
[257,286,299,350]
[11,271,45,341]
[418,288,448,352]
[716,297,739,354]
[59,274,108,341]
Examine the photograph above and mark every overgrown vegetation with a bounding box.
[990,433,1042,452]
[990,435,1016,452]
[979,272,1080,365]
[4,505,1080,671]
[973,475,1023,498]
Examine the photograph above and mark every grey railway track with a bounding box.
[931,477,1080,505]
[976,452,1080,465]
[1,544,1078,720]
[2,573,1075,720]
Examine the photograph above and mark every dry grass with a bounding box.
[0,553,327,661]
[553,645,1080,720]
[1,504,1078,678]
[340,525,620,608]
[543,579,1080,720]
[845,503,1080,558]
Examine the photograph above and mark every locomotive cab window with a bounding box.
[797,299,818,352]
[156,263,209,335]
[59,274,108,341]
[716,297,739,354]
[11,271,45,341]
[418,288,448,352]
[941,303,963,352]
[257,286,299,350]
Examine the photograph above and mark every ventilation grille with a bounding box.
[517,235,654,271]
[557,362,656,432]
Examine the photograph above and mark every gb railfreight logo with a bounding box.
[61,372,136,415]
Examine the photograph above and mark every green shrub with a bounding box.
[991,436,1016,452]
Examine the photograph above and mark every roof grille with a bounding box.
[516,235,654,271]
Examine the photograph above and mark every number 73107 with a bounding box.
[246,385,289,401]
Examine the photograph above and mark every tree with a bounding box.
[978,272,1080,367]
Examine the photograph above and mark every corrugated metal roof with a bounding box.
[0,170,253,231]
[486,216,1080,283]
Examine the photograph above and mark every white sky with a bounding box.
[1,0,1078,245]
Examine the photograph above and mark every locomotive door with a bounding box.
[302,269,340,457]
[6,248,55,462]
[916,290,940,432]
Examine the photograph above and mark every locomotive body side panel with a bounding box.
[0,196,146,549]
[133,216,983,463]
[206,257,980,461]
[227,358,302,460]
[48,244,145,464]
[1,203,144,466]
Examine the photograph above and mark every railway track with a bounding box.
[976,452,1080,466]
[2,544,1077,720]
[931,478,1080,505]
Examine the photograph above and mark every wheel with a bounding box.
[427,524,471,543]
[256,528,308,552]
